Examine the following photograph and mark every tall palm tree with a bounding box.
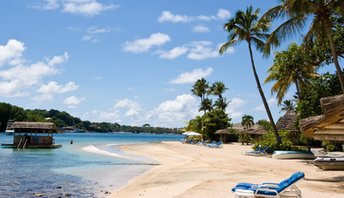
[264,43,318,104]
[211,81,228,99]
[220,6,281,144]
[241,115,254,129]
[263,0,344,92]
[191,78,209,104]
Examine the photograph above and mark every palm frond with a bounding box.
[265,15,307,54]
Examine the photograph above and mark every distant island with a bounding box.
[0,102,181,134]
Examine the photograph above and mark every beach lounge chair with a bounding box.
[245,146,269,156]
[207,141,223,148]
[231,171,304,198]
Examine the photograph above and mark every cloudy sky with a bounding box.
[0,0,318,127]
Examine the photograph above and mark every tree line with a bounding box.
[0,102,180,134]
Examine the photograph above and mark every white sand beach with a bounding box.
[111,142,344,198]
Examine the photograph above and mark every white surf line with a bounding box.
[81,145,130,159]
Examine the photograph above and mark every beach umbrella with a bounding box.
[182,131,202,136]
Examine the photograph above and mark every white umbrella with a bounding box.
[184,131,202,136]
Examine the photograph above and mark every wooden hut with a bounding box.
[277,110,298,132]
[300,94,344,141]
[232,123,267,138]
[2,122,62,149]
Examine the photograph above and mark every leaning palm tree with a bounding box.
[241,115,254,129]
[263,0,344,92]
[220,6,281,144]
[264,43,319,104]
[191,78,209,104]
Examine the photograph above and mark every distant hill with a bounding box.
[0,102,181,134]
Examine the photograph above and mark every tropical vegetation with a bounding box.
[0,102,180,134]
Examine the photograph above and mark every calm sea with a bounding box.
[0,132,182,198]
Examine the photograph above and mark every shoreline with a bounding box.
[111,141,344,198]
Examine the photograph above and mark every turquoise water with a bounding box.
[0,132,182,198]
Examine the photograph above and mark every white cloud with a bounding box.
[0,52,68,97]
[87,26,112,34]
[187,41,220,60]
[170,67,213,84]
[123,33,171,53]
[82,35,99,43]
[192,24,210,33]
[216,8,231,19]
[114,98,141,117]
[83,109,120,123]
[0,39,25,66]
[38,81,78,94]
[34,0,60,10]
[82,26,118,43]
[158,9,230,23]
[158,11,191,23]
[158,47,188,59]
[146,94,198,127]
[0,39,69,98]
[158,41,233,61]
[35,0,118,16]
[226,97,246,119]
[64,96,85,108]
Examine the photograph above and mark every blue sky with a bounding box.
[0,0,338,128]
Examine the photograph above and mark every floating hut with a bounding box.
[300,94,344,141]
[1,121,62,149]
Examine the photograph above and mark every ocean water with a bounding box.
[0,132,182,198]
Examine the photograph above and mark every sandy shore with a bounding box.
[111,142,344,198]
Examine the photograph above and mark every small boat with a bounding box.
[272,150,315,159]
[313,157,344,170]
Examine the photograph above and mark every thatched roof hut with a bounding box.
[300,94,344,141]
[11,122,58,133]
[276,109,298,132]
[232,123,267,135]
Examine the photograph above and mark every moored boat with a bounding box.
[272,150,315,159]
[313,157,344,170]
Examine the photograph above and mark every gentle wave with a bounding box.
[81,145,129,159]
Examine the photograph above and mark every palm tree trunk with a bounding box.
[247,41,281,145]
[324,19,344,93]
[294,79,301,100]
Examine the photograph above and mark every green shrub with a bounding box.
[254,130,301,153]
[239,133,252,145]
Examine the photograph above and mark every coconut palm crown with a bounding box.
[263,0,344,92]
[220,6,281,144]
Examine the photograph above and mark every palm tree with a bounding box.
[241,115,254,129]
[199,98,213,114]
[211,81,228,99]
[264,43,318,104]
[214,97,229,111]
[220,6,281,144]
[280,100,295,112]
[191,78,209,104]
[263,0,344,92]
